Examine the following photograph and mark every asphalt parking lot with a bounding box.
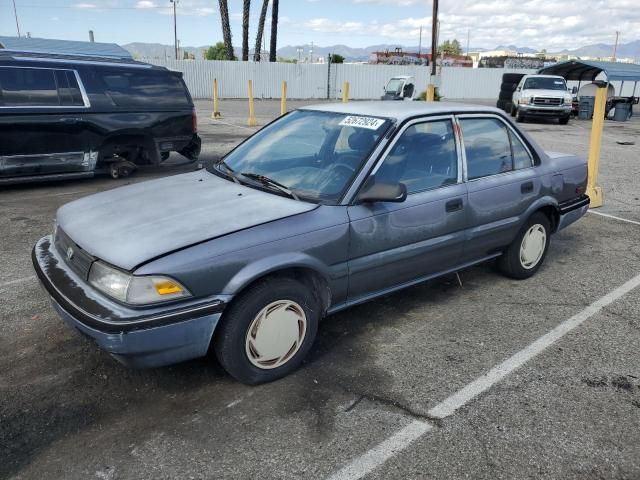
[1,99,639,480]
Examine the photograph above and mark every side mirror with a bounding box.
[357,176,407,204]
[571,86,578,94]
[516,86,521,91]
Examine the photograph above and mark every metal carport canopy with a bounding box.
[538,60,640,82]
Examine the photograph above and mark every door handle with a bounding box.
[445,198,463,213]
[521,181,534,194]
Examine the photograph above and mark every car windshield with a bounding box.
[385,79,404,94]
[523,77,567,90]
[215,110,390,204]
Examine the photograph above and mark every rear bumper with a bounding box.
[557,195,590,231]
[32,235,228,368]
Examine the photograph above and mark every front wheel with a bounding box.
[515,108,525,122]
[213,278,320,384]
[559,116,570,125]
[498,212,551,280]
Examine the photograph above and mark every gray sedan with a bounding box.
[33,102,589,384]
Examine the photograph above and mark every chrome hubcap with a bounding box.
[520,224,547,269]
[245,300,307,370]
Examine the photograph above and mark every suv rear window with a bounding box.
[0,67,85,107]
[98,70,190,108]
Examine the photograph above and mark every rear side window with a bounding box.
[0,67,85,107]
[98,70,190,108]
[460,118,513,180]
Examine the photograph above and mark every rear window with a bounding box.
[98,69,191,108]
[0,67,84,107]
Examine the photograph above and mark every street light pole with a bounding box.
[170,0,178,60]
[12,0,21,37]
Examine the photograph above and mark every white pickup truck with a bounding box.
[511,74,573,124]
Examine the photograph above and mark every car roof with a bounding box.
[299,101,503,122]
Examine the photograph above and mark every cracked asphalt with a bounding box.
[1,99,639,480]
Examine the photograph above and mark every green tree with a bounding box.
[277,57,297,63]
[439,39,461,55]
[205,42,232,60]
[450,39,462,55]
[331,53,345,64]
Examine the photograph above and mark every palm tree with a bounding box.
[242,0,250,61]
[218,0,234,60]
[269,0,279,62]
[253,0,269,61]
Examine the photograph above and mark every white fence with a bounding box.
[144,59,639,101]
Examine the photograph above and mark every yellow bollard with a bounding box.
[280,80,287,116]
[586,85,607,208]
[247,80,257,127]
[212,78,221,119]
[342,81,350,103]
[426,84,435,102]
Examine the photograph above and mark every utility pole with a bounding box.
[418,25,422,57]
[12,0,21,37]
[612,31,620,62]
[310,41,314,64]
[89,30,95,43]
[466,29,470,56]
[170,0,178,60]
[430,0,438,76]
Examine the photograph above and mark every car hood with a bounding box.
[56,170,317,270]
[522,89,568,98]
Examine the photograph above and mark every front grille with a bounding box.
[54,227,95,280]
[532,97,562,106]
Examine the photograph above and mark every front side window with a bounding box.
[460,118,513,180]
[0,67,59,106]
[216,110,389,203]
[375,119,458,193]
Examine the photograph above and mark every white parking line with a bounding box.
[327,272,640,480]
[0,275,36,288]
[589,210,640,226]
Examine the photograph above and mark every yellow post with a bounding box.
[426,84,435,102]
[586,85,607,208]
[342,81,350,103]
[211,78,221,119]
[247,79,257,127]
[280,80,287,116]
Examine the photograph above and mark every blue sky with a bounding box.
[1,0,638,51]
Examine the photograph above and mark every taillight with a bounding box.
[192,108,198,133]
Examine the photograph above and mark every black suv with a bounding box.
[0,51,201,184]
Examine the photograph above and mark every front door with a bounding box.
[347,116,468,300]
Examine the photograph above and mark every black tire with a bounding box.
[502,73,526,84]
[510,102,517,116]
[515,107,525,122]
[504,101,513,113]
[500,82,517,92]
[558,115,569,125]
[496,99,506,110]
[498,212,551,280]
[498,90,513,101]
[213,277,320,385]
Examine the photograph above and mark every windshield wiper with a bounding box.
[240,172,300,201]
[216,160,241,184]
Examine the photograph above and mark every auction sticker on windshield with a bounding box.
[339,116,386,130]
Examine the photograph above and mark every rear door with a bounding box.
[0,66,92,178]
[457,114,539,262]
[347,116,468,299]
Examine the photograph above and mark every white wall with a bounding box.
[145,59,639,101]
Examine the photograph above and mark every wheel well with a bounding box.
[537,205,560,233]
[232,267,331,315]
[98,134,159,165]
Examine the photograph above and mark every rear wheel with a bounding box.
[498,212,550,279]
[213,277,319,384]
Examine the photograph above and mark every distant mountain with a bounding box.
[123,40,640,62]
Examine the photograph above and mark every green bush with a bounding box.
[417,87,442,101]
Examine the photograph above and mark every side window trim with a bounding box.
[369,114,463,191]
[0,65,90,109]
[455,113,535,182]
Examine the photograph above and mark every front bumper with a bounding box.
[32,235,229,368]
[519,104,571,117]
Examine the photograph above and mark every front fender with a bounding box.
[222,252,332,296]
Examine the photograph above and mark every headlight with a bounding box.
[564,95,572,105]
[88,261,191,305]
[521,97,531,105]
